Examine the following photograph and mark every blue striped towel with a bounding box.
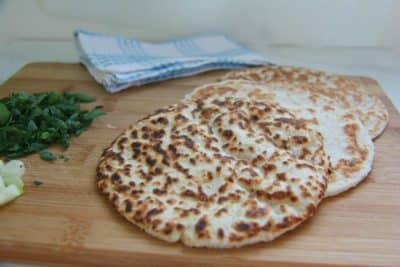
[74,30,272,93]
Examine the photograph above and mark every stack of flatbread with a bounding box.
[97,66,388,248]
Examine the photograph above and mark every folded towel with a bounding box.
[74,30,272,93]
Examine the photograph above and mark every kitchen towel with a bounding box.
[74,30,272,93]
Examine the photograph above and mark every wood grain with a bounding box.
[0,63,399,267]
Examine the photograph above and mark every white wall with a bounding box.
[0,0,399,113]
[0,0,399,110]
[0,0,399,59]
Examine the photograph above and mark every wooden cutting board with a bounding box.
[0,63,399,267]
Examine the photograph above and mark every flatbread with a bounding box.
[221,65,389,139]
[97,101,327,248]
[186,80,374,197]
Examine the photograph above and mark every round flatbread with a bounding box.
[186,80,374,197]
[221,65,389,139]
[97,101,327,248]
